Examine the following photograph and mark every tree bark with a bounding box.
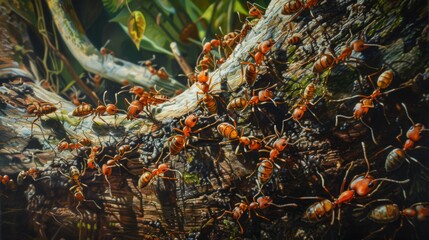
[1,0,429,239]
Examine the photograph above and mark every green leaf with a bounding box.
[154,0,176,14]
[128,11,146,50]
[119,25,173,56]
[102,0,129,14]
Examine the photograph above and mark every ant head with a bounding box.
[257,89,274,102]
[130,86,145,96]
[78,138,92,147]
[158,164,170,174]
[292,106,306,121]
[249,5,261,17]
[87,159,96,169]
[106,104,119,115]
[185,114,199,127]
[257,196,272,209]
[198,70,209,83]
[57,141,69,152]
[351,39,368,52]
[259,39,275,54]
[350,175,376,197]
[203,42,212,54]
[407,123,424,142]
[157,68,169,79]
[273,137,288,152]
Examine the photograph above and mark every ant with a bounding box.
[58,166,102,218]
[286,142,409,235]
[138,163,182,188]
[68,86,86,106]
[158,113,219,163]
[247,2,265,19]
[355,199,429,240]
[373,103,429,173]
[248,39,275,66]
[218,122,263,155]
[217,194,296,234]
[283,0,319,23]
[17,167,51,185]
[240,84,279,127]
[91,91,121,126]
[284,82,323,130]
[138,55,157,75]
[335,28,386,65]
[196,74,224,115]
[334,70,412,145]
[100,39,114,62]
[25,100,60,140]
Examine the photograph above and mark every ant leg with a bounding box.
[407,155,429,171]
[362,225,388,240]
[316,170,335,199]
[253,210,271,222]
[330,94,368,103]
[360,118,378,145]
[307,106,322,125]
[105,175,112,197]
[76,202,83,219]
[85,199,102,209]
[375,100,390,124]
[340,161,354,193]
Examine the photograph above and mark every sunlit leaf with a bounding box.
[128,11,146,50]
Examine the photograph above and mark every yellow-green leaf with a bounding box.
[128,11,146,50]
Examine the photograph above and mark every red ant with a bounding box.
[283,0,319,23]
[285,142,409,235]
[100,39,114,63]
[334,70,412,144]
[58,166,101,218]
[138,163,182,188]
[355,199,429,240]
[373,103,429,173]
[284,82,322,130]
[217,194,296,234]
[248,120,304,193]
[157,114,219,164]
[218,122,263,155]
[247,2,265,19]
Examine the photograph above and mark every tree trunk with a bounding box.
[1,0,429,239]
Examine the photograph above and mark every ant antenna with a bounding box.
[401,103,415,125]
[102,39,111,49]
[361,142,371,176]
[102,90,108,106]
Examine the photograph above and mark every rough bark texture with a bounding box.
[1,0,429,240]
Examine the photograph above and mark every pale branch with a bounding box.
[149,0,287,121]
[45,0,186,96]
